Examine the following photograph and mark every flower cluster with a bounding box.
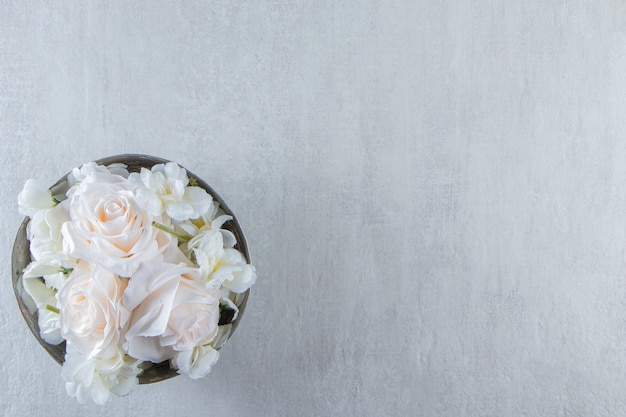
[18,161,256,405]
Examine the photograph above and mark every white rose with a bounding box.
[57,263,128,359]
[122,261,220,363]
[61,172,171,277]
[128,162,213,221]
[62,347,140,405]
[171,345,219,379]
[18,178,55,217]
[27,199,70,261]
[167,287,220,351]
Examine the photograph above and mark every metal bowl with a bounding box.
[11,154,251,384]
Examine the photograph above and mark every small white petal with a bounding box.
[22,276,56,309]
[211,214,232,230]
[38,308,63,345]
[166,202,194,221]
[219,294,239,321]
[18,179,54,217]
[182,187,213,219]
[172,345,219,379]
[166,162,189,184]
[211,249,257,293]
[62,349,139,405]
[106,163,129,178]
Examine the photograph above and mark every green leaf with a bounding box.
[44,304,60,314]
[152,221,193,241]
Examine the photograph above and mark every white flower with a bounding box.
[21,274,64,345]
[23,271,58,308]
[57,263,128,359]
[23,254,74,291]
[171,345,219,379]
[67,162,129,187]
[122,261,220,363]
[23,258,67,290]
[210,249,257,293]
[18,179,55,217]
[167,287,220,352]
[38,307,63,345]
[176,202,221,237]
[62,347,140,405]
[186,215,256,293]
[128,162,213,221]
[27,199,70,261]
[61,171,171,277]
[188,228,225,278]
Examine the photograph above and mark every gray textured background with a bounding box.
[2,1,626,416]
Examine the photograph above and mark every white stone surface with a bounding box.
[2,1,626,415]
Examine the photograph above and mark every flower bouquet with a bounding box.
[12,155,256,404]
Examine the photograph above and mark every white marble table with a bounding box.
[2,1,626,416]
